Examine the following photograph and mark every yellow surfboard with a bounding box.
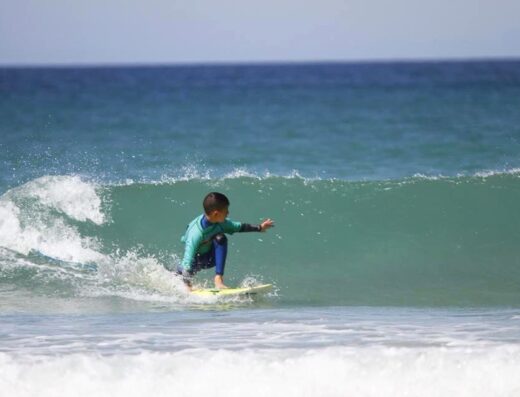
[191,284,273,297]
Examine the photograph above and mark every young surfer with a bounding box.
[177,192,274,290]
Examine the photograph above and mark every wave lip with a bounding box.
[109,165,520,186]
[0,176,105,263]
[22,175,106,224]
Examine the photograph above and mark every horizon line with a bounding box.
[1,56,520,69]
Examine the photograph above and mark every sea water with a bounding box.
[1,61,520,396]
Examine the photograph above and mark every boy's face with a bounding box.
[207,206,229,223]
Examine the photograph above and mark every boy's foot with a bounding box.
[214,275,229,289]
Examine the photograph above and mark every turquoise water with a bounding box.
[1,61,520,395]
[2,174,520,308]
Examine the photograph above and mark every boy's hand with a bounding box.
[260,218,275,232]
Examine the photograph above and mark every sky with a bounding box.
[1,0,519,65]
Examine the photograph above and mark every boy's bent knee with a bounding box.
[214,233,227,245]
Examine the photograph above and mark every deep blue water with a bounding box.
[2,61,520,190]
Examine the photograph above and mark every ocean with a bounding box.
[1,60,520,396]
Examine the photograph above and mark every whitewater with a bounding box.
[2,307,520,397]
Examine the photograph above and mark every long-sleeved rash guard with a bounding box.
[180,214,261,272]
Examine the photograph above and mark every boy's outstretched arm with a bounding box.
[214,219,275,289]
[237,219,275,233]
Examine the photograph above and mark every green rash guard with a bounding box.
[180,214,242,271]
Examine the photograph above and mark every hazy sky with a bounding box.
[1,0,519,65]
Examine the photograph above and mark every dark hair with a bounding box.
[203,192,230,214]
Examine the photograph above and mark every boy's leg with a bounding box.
[176,254,207,286]
[213,233,228,276]
[176,263,199,287]
[176,234,227,287]
[213,234,228,289]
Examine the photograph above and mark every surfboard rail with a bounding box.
[191,283,273,297]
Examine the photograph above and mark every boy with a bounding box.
[177,192,274,290]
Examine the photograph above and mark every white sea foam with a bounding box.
[139,166,520,186]
[87,251,262,305]
[411,168,520,181]
[159,165,212,184]
[411,173,443,180]
[0,176,105,263]
[20,175,105,224]
[0,200,102,263]
[473,168,520,178]
[151,166,319,186]
[1,346,519,397]
[90,251,191,302]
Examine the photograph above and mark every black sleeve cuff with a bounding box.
[239,223,262,232]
